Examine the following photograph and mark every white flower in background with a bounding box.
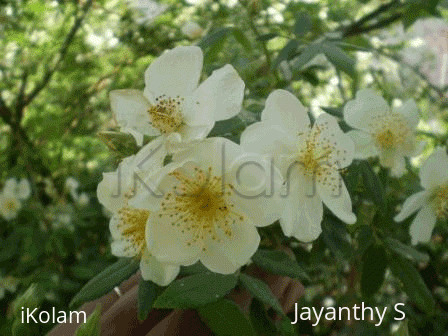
[110,46,245,148]
[0,192,21,220]
[343,89,421,177]
[47,204,75,232]
[3,177,31,200]
[131,137,283,274]
[128,0,168,25]
[181,21,204,39]
[241,90,356,242]
[97,140,180,286]
[77,192,90,207]
[395,147,448,245]
[65,177,80,201]
[0,275,19,300]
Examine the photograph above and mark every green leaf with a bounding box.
[97,131,139,157]
[385,237,430,263]
[359,161,387,215]
[199,28,231,49]
[277,318,296,336]
[138,280,161,321]
[239,274,284,316]
[290,43,322,74]
[294,12,312,36]
[74,304,102,336]
[320,106,343,117]
[388,254,435,314]
[273,40,300,68]
[321,42,355,77]
[153,272,238,309]
[361,244,387,297]
[232,28,252,52]
[70,258,139,309]
[198,299,256,336]
[252,249,309,281]
[0,232,21,262]
[249,299,277,336]
[321,217,353,262]
[256,33,278,42]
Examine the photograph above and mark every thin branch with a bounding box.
[22,0,93,107]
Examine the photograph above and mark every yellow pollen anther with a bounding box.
[148,95,183,134]
[117,207,150,257]
[158,167,243,247]
[5,200,17,211]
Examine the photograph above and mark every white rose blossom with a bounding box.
[241,89,356,242]
[395,147,448,245]
[343,89,422,177]
[0,192,21,221]
[3,177,31,200]
[181,21,204,39]
[110,46,245,149]
[130,137,283,275]
[97,140,180,286]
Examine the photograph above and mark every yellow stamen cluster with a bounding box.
[370,112,411,151]
[148,95,184,134]
[296,122,347,193]
[158,167,244,250]
[116,206,150,257]
[5,199,18,211]
[431,185,448,218]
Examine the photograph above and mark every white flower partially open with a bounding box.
[343,89,421,177]
[97,139,180,286]
[130,137,283,274]
[110,46,244,148]
[395,147,448,245]
[241,89,356,242]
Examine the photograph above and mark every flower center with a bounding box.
[4,199,18,211]
[370,112,410,151]
[116,207,150,257]
[431,185,448,218]
[158,167,244,249]
[148,95,184,134]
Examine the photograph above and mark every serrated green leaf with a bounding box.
[198,299,256,336]
[70,259,139,309]
[138,280,161,321]
[385,237,430,263]
[74,304,102,336]
[153,272,238,309]
[252,249,309,281]
[239,273,284,316]
[361,244,387,297]
[321,42,355,77]
[359,161,387,215]
[388,254,435,314]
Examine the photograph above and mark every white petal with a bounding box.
[317,170,356,224]
[393,99,420,129]
[201,220,260,274]
[144,46,203,101]
[240,123,297,173]
[146,212,201,266]
[3,178,18,197]
[97,171,126,213]
[261,89,310,135]
[343,89,389,131]
[394,190,428,222]
[389,154,407,178]
[188,64,244,125]
[409,204,437,245]
[280,180,323,242]
[110,89,160,141]
[420,147,448,190]
[17,178,31,200]
[176,123,214,143]
[140,250,180,286]
[347,130,378,159]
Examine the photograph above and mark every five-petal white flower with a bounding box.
[241,89,356,242]
[343,89,421,177]
[395,147,448,245]
[97,139,180,286]
[130,137,283,274]
[110,46,245,148]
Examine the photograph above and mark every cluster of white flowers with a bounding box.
[65,177,89,207]
[97,46,441,286]
[0,178,31,221]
